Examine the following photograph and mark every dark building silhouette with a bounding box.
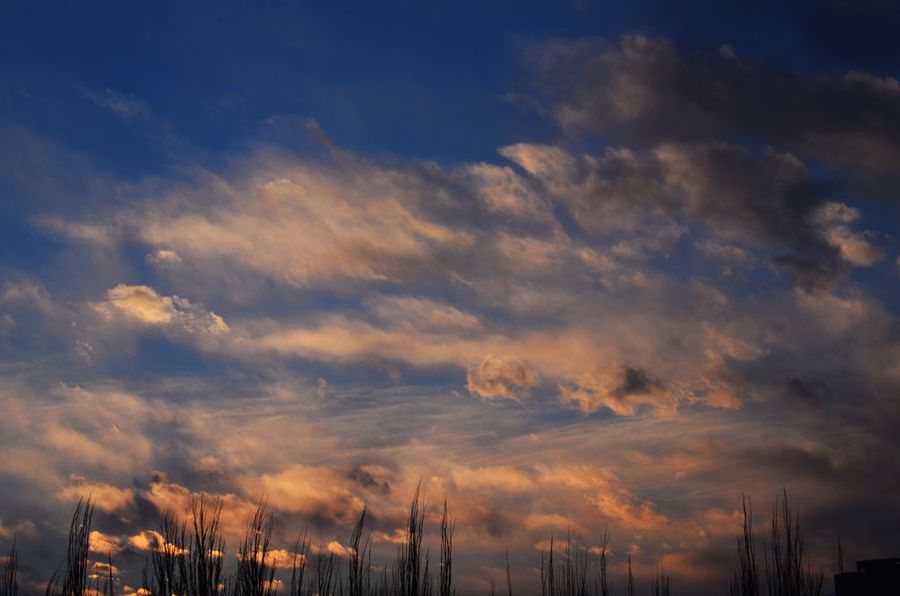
[834,558,900,596]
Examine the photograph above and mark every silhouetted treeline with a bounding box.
[0,489,833,596]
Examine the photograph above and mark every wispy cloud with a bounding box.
[80,88,151,121]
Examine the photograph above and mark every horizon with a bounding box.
[2,1,900,594]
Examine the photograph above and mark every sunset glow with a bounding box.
[2,2,900,595]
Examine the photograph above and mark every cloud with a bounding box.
[534,464,668,530]
[451,465,534,493]
[89,529,189,556]
[146,249,182,266]
[34,384,157,475]
[0,519,36,541]
[237,548,303,569]
[811,202,883,266]
[503,140,850,287]
[696,240,756,271]
[533,34,900,186]
[466,355,539,400]
[323,541,354,558]
[81,88,151,121]
[371,528,408,544]
[368,295,480,332]
[125,153,475,287]
[59,480,135,513]
[34,215,113,244]
[560,364,667,415]
[94,284,229,334]
[88,530,124,555]
[29,136,889,424]
[346,466,391,495]
[0,280,56,314]
[233,465,365,526]
[463,162,550,219]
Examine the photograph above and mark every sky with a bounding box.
[2,1,900,594]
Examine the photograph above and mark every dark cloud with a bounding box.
[652,143,828,252]
[509,140,848,287]
[771,253,844,292]
[739,444,838,481]
[346,466,391,495]
[470,505,514,539]
[781,377,825,408]
[615,366,659,398]
[534,35,900,193]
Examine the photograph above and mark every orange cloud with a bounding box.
[466,355,539,400]
[60,481,135,513]
[94,284,229,334]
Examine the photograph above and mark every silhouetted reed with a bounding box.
[395,484,429,596]
[539,531,597,596]
[596,528,609,596]
[626,555,634,596]
[234,502,276,596]
[347,506,372,596]
[147,510,185,596]
[286,531,311,596]
[143,495,225,596]
[651,567,670,596]
[312,548,338,596]
[504,551,512,596]
[6,487,682,596]
[1,538,17,596]
[45,498,94,596]
[764,490,823,596]
[89,552,115,596]
[188,497,226,596]
[439,497,454,596]
[4,487,848,596]
[730,490,824,596]
[731,496,760,596]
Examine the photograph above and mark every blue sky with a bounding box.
[2,1,900,594]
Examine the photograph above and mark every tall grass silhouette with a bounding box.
[536,531,609,596]
[347,506,373,596]
[144,496,225,596]
[731,496,759,596]
[2,488,839,595]
[439,497,454,596]
[1,538,17,596]
[234,502,276,596]
[285,529,311,596]
[45,499,93,596]
[729,490,824,596]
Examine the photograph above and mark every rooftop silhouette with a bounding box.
[834,558,900,596]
